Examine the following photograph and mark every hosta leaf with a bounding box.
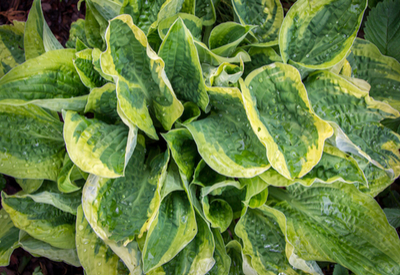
[267,183,400,275]
[259,145,366,187]
[177,102,201,125]
[235,207,307,275]
[0,209,20,266]
[24,0,63,60]
[333,264,349,275]
[243,47,283,78]
[57,153,86,193]
[350,38,400,111]
[15,178,44,194]
[82,138,160,274]
[185,86,271,178]
[162,128,200,180]
[1,191,76,249]
[101,15,184,140]
[207,228,231,275]
[82,136,169,244]
[279,0,367,69]
[0,49,89,111]
[241,63,333,179]
[15,180,81,215]
[195,0,216,26]
[201,179,244,232]
[383,208,400,228]
[91,48,114,82]
[19,231,80,267]
[364,0,400,62]
[232,0,283,44]
[149,212,215,275]
[121,0,166,34]
[86,0,122,21]
[84,5,106,50]
[73,48,108,89]
[159,18,209,112]
[158,13,203,40]
[76,205,121,274]
[352,154,393,197]
[143,163,196,273]
[195,40,251,66]
[84,83,119,124]
[208,22,255,57]
[205,61,244,87]
[0,174,5,190]
[0,21,25,78]
[66,19,88,48]
[239,176,269,208]
[225,240,259,275]
[63,111,137,178]
[0,102,64,181]
[304,70,400,178]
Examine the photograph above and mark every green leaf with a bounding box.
[66,19,88,48]
[1,191,76,249]
[195,40,251,66]
[232,0,283,44]
[24,0,63,60]
[204,61,244,87]
[185,86,271,178]
[0,174,5,191]
[63,111,137,178]
[159,18,209,112]
[279,0,367,69]
[201,179,244,232]
[121,0,166,34]
[86,0,122,21]
[0,102,65,181]
[239,176,269,209]
[235,207,309,275]
[351,154,393,197]
[74,48,108,89]
[101,15,184,140]
[195,0,216,26]
[76,205,121,274]
[208,22,254,57]
[206,228,231,275]
[0,209,20,266]
[82,137,169,244]
[16,180,81,215]
[84,5,106,49]
[259,144,366,187]
[349,38,400,112]
[158,13,203,40]
[19,230,80,267]
[304,70,400,178]
[162,128,200,180]
[0,21,25,78]
[15,178,44,194]
[241,63,333,179]
[149,212,215,275]
[364,0,400,62]
[177,102,201,125]
[57,153,86,194]
[333,264,349,275]
[84,83,119,124]
[0,49,89,112]
[225,240,258,275]
[383,208,400,228]
[267,183,400,275]
[243,47,283,78]
[143,164,197,273]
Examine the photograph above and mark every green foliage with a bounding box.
[1,0,400,274]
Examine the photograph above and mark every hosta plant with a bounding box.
[1,0,400,274]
